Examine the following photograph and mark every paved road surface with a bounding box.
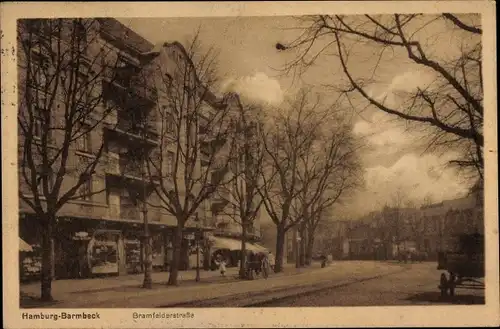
[250,262,485,307]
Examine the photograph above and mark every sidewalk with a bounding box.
[21,261,405,308]
[20,262,322,307]
[21,266,240,296]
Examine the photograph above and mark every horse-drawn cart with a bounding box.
[437,233,484,297]
[244,251,270,280]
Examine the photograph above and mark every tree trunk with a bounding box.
[239,223,247,279]
[299,223,307,267]
[142,205,153,289]
[294,228,300,268]
[305,232,315,265]
[167,224,183,286]
[142,234,153,288]
[274,225,286,273]
[40,215,54,301]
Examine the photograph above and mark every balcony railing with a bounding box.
[104,69,158,103]
[115,118,159,141]
[105,153,145,181]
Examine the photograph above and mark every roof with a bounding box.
[96,18,154,54]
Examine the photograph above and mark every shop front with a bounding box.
[19,237,42,282]
[208,236,269,268]
[19,213,204,280]
[89,230,121,275]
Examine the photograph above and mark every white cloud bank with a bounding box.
[350,98,469,216]
[221,72,284,106]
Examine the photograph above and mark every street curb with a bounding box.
[20,265,324,308]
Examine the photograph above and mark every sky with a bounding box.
[117,15,477,219]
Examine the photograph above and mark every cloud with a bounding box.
[349,106,469,217]
[353,111,422,163]
[365,69,437,109]
[364,152,468,205]
[221,72,284,106]
[388,69,436,93]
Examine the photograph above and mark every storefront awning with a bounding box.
[19,238,33,252]
[209,236,242,251]
[246,243,269,253]
[209,236,269,253]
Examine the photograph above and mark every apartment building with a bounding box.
[18,18,262,279]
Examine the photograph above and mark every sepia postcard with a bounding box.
[1,1,499,328]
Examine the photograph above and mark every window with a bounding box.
[26,19,61,39]
[166,151,175,176]
[79,178,92,201]
[166,113,176,135]
[32,105,44,139]
[74,20,87,44]
[164,73,173,88]
[29,54,50,90]
[35,169,53,196]
[76,124,92,153]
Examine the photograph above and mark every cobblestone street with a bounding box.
[18,261,439,308]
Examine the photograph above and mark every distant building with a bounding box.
[343,186,484,260]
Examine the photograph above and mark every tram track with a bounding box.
[160,266,409,308]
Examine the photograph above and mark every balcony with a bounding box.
[105,152,148,185]
[105,118,159,146]
[106,159,144,180]
[103,69,158,105]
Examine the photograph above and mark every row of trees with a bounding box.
[18,18,361,301]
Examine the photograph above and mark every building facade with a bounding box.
[344,188,484,261]
[18,18,262,280]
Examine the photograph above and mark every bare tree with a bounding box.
[215,94,265,278]
[144,35,236,286]
[17,19,121,301]
[294,117,362,266]
[407,211,429,252]
[282,14,483,180]
[259,89,336,272]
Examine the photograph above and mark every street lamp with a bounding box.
[141,139,152,289]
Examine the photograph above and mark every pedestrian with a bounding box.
[321,254,327,268]
[267,251,275,272]
[215,255,227,277]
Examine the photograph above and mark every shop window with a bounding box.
[90,233,119,275]
[125,238,142,274]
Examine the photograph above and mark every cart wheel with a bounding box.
[440,273,448,297]
[448,273,456,296]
